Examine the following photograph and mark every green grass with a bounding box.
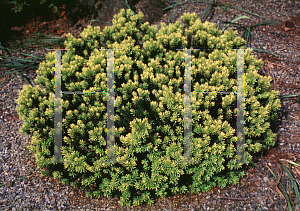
[265,159,300,211]
[0,32,66,86]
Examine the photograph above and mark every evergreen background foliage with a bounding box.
[16,9,281,206]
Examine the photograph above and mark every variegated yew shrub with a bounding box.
[16,9,281,206]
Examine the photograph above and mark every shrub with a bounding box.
[16,8,281,206]
[2,0,61,13]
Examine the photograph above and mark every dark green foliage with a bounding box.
[16,9,281,206]
[2,0,64,13]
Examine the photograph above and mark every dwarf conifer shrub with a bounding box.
[16,8,281,206]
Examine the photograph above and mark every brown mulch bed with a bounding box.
[1,0,300,210]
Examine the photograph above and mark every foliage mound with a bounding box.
[16,8,281,206]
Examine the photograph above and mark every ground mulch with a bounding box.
[1,0,300,210]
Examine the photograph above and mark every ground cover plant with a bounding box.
[13,8,287,206]
[1,0,299,208]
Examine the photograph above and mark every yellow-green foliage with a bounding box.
[16,9,281,206]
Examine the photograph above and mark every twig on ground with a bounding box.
[217,195,247,200]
